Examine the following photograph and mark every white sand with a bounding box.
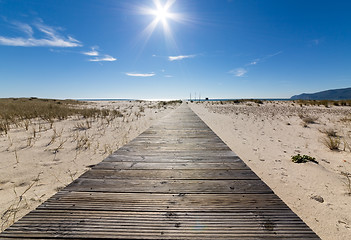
[190,101,351,240]
[0,100,179,231]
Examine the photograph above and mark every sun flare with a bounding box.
[147,0,176,26]
[153,4,170,23]
[137,0,186,50]
[140,0,179,35]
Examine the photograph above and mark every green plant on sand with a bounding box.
[291,154,318,164]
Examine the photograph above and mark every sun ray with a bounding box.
[138,0,182,50]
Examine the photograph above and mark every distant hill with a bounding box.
[290,87,351,100]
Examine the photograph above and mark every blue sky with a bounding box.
[1,0,350,100]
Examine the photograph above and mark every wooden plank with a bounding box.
[102,154,242,163]
[80,169,259,180]
[65,179,273,194]
[2,210,317,239]
[0,103,320,239]
[38,192,290,211]
[94,162,249,170]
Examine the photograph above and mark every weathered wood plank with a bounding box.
[102,154,243,163]
[2,210,317,239]
[94,162,248,170]
[65,179,273,194]
[38,192,290,211]
[80,169,259,180]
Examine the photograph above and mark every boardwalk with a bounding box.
[1,104,319,239]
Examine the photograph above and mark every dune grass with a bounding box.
[0,98,123,134]
[295,99,351,107]
[322,136,340,151]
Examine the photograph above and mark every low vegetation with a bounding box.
[220,99,264,105]
[157,100,182,108]
[291,154,318,164]
[320,128,338,137]
[295,99,351,107]
[341,171,351,196]
[298,114,318,125]
[322,136,341,151]
[0,98,123,134]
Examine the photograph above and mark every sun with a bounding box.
[152,2,171,23]
[138,0,185,49]
[141,0,179,32]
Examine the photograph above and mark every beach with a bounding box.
[0,100,180,231]
[190,100,351,240]
[1,100,350,239]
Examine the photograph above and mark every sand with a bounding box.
[0,100,179,231]
[189,101,351,240]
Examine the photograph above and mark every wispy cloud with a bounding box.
[82,46,116,62]
[126,72,155,77]
[267,51,282,58]
[231,51,282,76]
[88,55,117,62]
[0,20,81,47]
[248,60,258,66]
[310,38,323,46]
[168,54,195,61]
[246,51,282,66]
[11,21,34,36]
[82,47,99,56]
[229,68,247,77]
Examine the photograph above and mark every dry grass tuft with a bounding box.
[299,114,318,124]
[1,173,42,231]
[320,128,338,137]
[341,171,351,195]
[322,136,340,151]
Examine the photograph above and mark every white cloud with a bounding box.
[82,47,99,56]
[126,72,155,77]
[267,51,282,58]
[168,54,195,61]
[83,50,99,56]
[12,21,33,36]
[231,51,281,77]
[83,46,116,62]
[164,75,173,78]
[0,20,81,47]
[230,68,247,77]
[88,55,117,62]
[245,51,282,67]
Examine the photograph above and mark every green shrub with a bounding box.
[291,154,318,164]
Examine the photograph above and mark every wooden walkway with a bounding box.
[1,104,319,239]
